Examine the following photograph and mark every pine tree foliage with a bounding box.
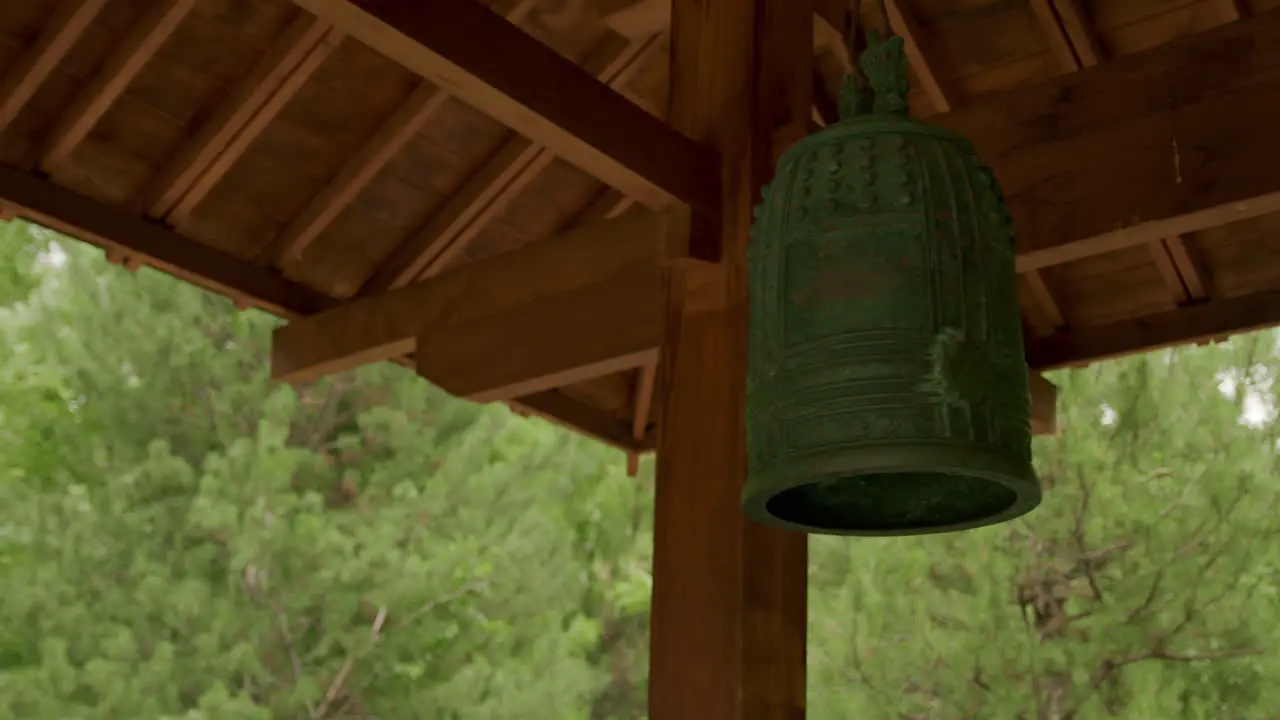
[809,336,1280,719]
[0,221,1274,719]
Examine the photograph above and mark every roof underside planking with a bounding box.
[0,0,1278,459]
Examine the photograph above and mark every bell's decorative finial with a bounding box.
[742,27,1040,537]
[836,31,910,121]
[861,30,910,115]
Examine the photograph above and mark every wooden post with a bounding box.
[649,0,813,718]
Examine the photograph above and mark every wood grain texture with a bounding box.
[649,0,811,717]
[272,210,678,384]
[292,0,719,216]
[933,10,1280,272]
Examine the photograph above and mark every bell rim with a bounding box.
[742,443,1041,537]
[776,113,975,170]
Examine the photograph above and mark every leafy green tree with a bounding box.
[3,219,1277,720]
[809,335,1280,719]
[0,226,644,719]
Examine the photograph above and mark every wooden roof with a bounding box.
[2,0,1280,461]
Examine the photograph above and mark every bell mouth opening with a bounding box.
[763,471,1020,535]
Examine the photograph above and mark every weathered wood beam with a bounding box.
[0,162,661,449]
[272,210,683,386]
[290,0,718,217]
[263,0,540,268]
[169,26,343,227]
[1028,290,1280,370]
[649,0,812,717]
[1029,372,1059,436]
[1023,270,1067,335]
[1030,0,1082,72]
[626,362,657,476]
[511,389,648,453]
[0,0,108,135]
[1217,0,1247,22]
[0,164,332,318]
[40,0,196,173]
[412,256,661,402]
[932,10,1280,273]
[608,0,854,128]
[360,32,659,293]
[885,0,955,112]
[136,14,335,220]
[264,77,447,266]
[1052,0,1103,67]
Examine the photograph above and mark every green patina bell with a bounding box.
[743,32,1041,536]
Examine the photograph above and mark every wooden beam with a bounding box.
[265,78,446,266]
[649,0,811,717]
[272,210,683,384]
[135,14,334,219]
[262,0,541,268]
[511,389,648,453]
[1024,269,1067,332]
[626,361,658,476]
[290,0,719,217]
[1027,291,1280,370]
[1029,0,1081,72]
[1217,0,1247,22]
[0,164,662,454]
[40,0,196,173]
[0,164,332,318]
[169,26,343,227]
[1148,238,1193,304]
[570,188,635,227]
[885,0,956,112]
[932,10,1280,274]
[0,0,109,135]
[1029,372,1058,435]
[1163,235,1210,300]
[413,259,661,402]
[360,32,660,293]
[1052,0,1103,67]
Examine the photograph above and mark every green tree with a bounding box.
[0,226,646,718]
[808,335,1280,719]
[5,218,1277,720]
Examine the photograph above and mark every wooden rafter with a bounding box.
[136,14,335,220]
[264,78,445,265]
[1023,270,1067,334]
[511,390,648,453]
[885,0,955,112]
[272,210,683,386]
[39,0,197,174]
[262,0,540,268]
[1028,289,1280,370]
[1149,235,1210,305]
[932,11,1280,274]
[0,164,633,450]
[569,188,635,227]
[168,26,344,227]
[1030,0,1081,72]
[0,0,108,135]
[0,165,332,318]
[1163,235,1210,301]
[1052,0,1103,67]
[290,0,719,216]
[1029,373,1059,435]
[605,0,857,128]
[625,362,657,477]
[1217,0,1247,22]
[361,32,661,293]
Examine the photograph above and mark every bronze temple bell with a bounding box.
[742,32,1042,536]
